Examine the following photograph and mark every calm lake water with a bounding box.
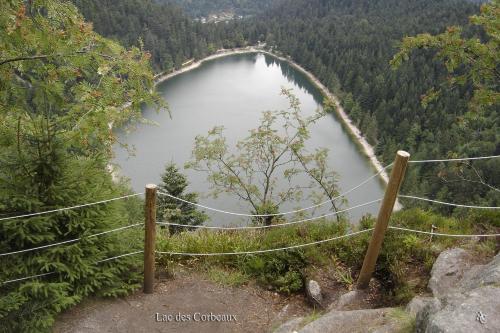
[114,53,385,225]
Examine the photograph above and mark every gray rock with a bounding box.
[298,308,398,333]
[406,296,435,316]
[415,298,442,333]
[291,249,500,333]
[428,248,473,297]
[273,317,304,333]
[334,290,368,310]
[371,322,405,333]
[460,252,500,291]
[305,280,323,307]
[422,286,500,333]
[415,249,500,332]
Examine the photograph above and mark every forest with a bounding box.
[72,0,499,211]
[159,0,282,17]
[71,0,247,72]
[239,0,499,212]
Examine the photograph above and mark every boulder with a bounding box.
[273,317,304,333]
[460,252,500,290]
[282,249,500,333]
[406,296,435,316]
[371,321,407,333]
[305,280,323,308]
[415,249,500,333]
[428,248,473,297]
[415,298,442,333]
[298,308,400,333]
[419,286,500,333]
[334,290,368,310]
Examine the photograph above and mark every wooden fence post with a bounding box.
[357,150,410,289]
[144,184,157,294]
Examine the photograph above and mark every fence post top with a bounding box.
[397,150,410,158]
[146,184,157,190]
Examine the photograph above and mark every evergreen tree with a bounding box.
[0,0,160,330]
[157,163,208,234]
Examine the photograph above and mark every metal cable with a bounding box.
[0,223,143,257]
[0,272,56,285]
[0,193,143,222]
[156,198,382,230]
[399,195,500,209]
[95,250,144,263]
[156,164,391,217]
[409,155,500,163]
[156,228,373,256]
[1,251,144,285]
[389,226,500,238]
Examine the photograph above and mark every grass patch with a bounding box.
[332,258,355,289]
[205,266,250,287]
[388,308,416,333]
[300,309,323,328]
[156,208,498,304]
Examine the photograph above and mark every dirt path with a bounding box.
[54,272,311,333]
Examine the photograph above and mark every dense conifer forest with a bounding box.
[241,0,499,212]
[71,0,247,71]
[159,0,281,17]
[72,0,499,211]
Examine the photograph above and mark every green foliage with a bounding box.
[370,208,480,304]
[0,156,144,331]
[71,0,249,71]
[157,163,208,233]
[158,208,497,301]
[0,0,159,330]
[236,0,498,212]
[157,219,351,293]
[186,89,343,224]
[332,264,354,289]
[392,0,499,113]
[243,251,306,294]
[160,0,281,18]
[388,308,416,333]
[205,266,250,287]
[299,309,323,328]
[252,201,282,226]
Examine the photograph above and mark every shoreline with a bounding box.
[153,47,263,84]
[154,47,390,186]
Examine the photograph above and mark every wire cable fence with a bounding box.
[0,223,143,257]
[1,250,144,285]
[155,225,500,257]
[398,195,500,209]
[2,153,499,287]
[156,198,383,230]
[0,193,143,223]
[156,228,374,256]
[388,226,500,238]
[4,223,499,285]
[408,154,500,164]
[157,163,392,217]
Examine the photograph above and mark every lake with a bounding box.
[113,53,385,225]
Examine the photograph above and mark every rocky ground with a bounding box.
[54,269,312,333]
[276,248,500,333]
[54,248,500,333]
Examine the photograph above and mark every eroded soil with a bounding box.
[54,270,312,333]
